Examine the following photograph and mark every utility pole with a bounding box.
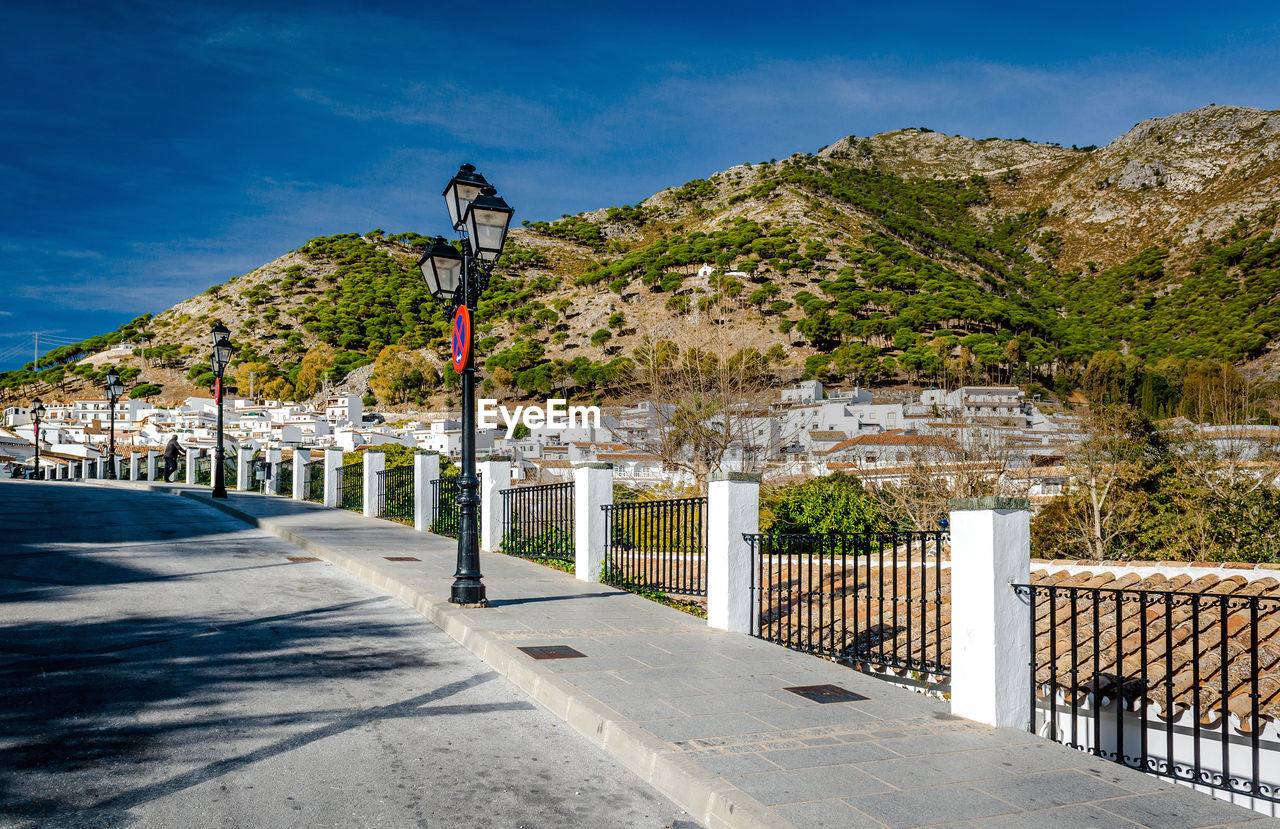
[250,371,255,401]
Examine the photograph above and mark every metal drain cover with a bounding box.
[784,684,868,703]
[383,556,421,562]
[286,556,321,562]
[518,645,587,660]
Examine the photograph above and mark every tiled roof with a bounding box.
[807,430,848,441]
[760,557,1280,731]
[824,431,958,453]
[1028,566,1280,731]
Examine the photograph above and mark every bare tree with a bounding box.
[1168,367,1280,559]
[1062,405,1159,560]
[625,296,776,492]
[870,416,1015,530]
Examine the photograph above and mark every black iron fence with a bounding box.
[429,475,480,538]
[194,456,212,485]
[379,465,413,524]
[746,530,950,680]
[278,460,293,498]
[1015,582,1280,804]
[338,461,362,511]
[247,456,266,493]
[304,460,324,503]
[500,482,574,561]
[602,497,707,597]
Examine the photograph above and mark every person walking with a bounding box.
[163,435,182,482]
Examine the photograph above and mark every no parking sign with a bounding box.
[451,305,471,373]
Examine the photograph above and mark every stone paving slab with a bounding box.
[93,480,1277,829]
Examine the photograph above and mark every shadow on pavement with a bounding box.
[0,481,529,827]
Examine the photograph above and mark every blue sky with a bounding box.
[2,0,1279,369]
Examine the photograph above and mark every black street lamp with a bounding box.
[211,322,233,499]
[104,368,124,479]
[32,399,45,480]
[419,163,513,607]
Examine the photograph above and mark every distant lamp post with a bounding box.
[32,399,45,480]
[211,323,233,499]
[418,164,514,607]
[104,368,124,479]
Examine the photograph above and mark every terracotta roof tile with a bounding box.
[764,555,1280,731]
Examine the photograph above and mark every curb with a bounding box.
[101,481,787,829]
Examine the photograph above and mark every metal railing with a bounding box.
[304,460,324,503]
[1014,583,1280,804]
[500,482,574,561]
[602,497,707,597]
[378,465,413,524]
[429,475,480,538]
[247,456,265,493]
[747,530,950,680]
[278,460,293,498]
[338,461,362,511]
[194,456,212,485]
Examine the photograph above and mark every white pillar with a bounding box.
[574,463,613,582]
[265,447,282,495]
[323,447,343,508]
[236,446,253,491]
[949,496,1032,729]
[146,450,158,482]
[129,451,141,481]
[706,472,760,634]
[362,450,384,518]
[414,450,440,532]
[185,447,197,485]
[292,448,310,501]
[477,458,511,552]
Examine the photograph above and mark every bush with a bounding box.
[762,473,884,534]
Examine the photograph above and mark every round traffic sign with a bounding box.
[451,305,472,373]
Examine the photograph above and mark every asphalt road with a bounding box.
[0,481,691,828]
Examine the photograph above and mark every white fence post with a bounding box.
[707,472,760,634]
[146,450,158,482]
[363,450,384,518]
[265,447,282,495]
[478,457,511,552]
[414,450,440,532]
[948,496,1032,729]
[292,448,310,501]
[129,451,141,481]
[236,446,252,491]
[323,447,343,508]
[574,462,613,583]
[184,447,197,485]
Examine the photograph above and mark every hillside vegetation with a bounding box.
[4,105,1279,414]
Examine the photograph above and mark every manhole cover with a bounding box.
[286,556,321,562]
[518,645,587,660]
[384,556,421,562]
[784,684,868,703]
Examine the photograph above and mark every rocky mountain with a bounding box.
[7,104,1280,410]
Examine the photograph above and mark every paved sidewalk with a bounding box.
[98,481,1276,829]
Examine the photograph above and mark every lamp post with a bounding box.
[104,368,124,479]
[32,399,45,480]
[419,163,513,606]
[211,323,233,499]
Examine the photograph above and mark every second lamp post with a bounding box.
[104,368,124,479]
[211,323,233,499]
[418,163,513,607]
[32,399,45,480]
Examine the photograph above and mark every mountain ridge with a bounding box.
[6,104,1279,410]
